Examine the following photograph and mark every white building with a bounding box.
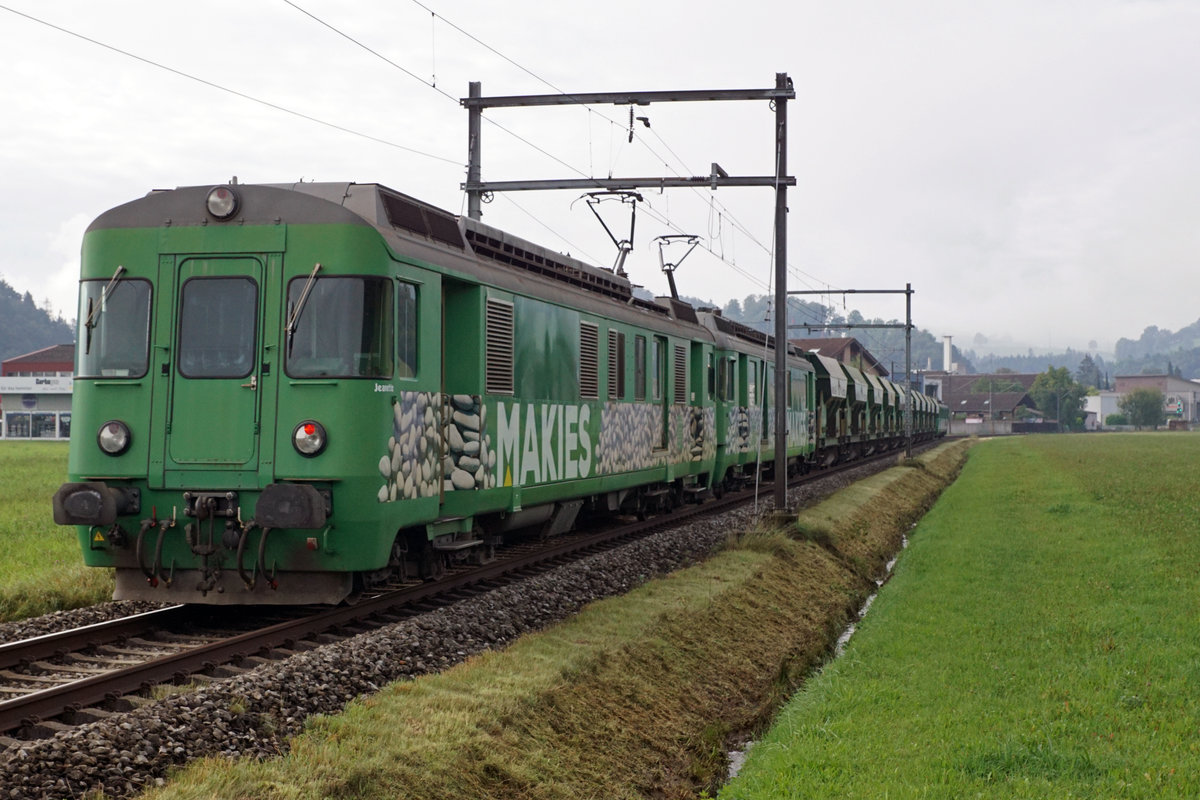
[0,345,74,440]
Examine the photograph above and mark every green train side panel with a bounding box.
[430,288,718,517]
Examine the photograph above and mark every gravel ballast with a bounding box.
[0,459,897,800]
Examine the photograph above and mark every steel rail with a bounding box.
[0,442,933,737]
[0,606,191,672]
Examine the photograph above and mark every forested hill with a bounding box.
[0,279,74,362]
[708,292,1200,381]
[1111,322,1200,377]
[1117,321,1200,359]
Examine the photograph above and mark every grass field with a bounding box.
[0,442,112,621]
[133,442,973,799]
[722,433,1200,799]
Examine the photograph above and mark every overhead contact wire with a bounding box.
[0,3,461,165]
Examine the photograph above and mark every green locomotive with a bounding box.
[52,181,940,605]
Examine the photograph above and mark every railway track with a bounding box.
[0,444,928,746]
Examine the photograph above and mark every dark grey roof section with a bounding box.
[462,217,635,303]
[87,184,368,232]
[275,183,465,250]
[701,312,775,350]
[655,297,699,323]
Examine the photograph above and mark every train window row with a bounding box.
[75,275,420,382]
[77,273,812,416]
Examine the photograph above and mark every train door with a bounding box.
[763,364,773,445]
[760,362,770,443]
[162,256,266,484]
[689,342,706,407]
[441,279,478,497]
[654,335,668,448]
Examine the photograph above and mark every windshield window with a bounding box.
[76,278,151,378]
[286,277,394,378]
[178,277,258,378]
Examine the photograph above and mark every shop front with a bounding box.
[0,377,73,440]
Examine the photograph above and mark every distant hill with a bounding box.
[699,291,1200,381]
[713,292,972,376]
[0,278,74,362]
[1116,322,1200,360]
[1109,322,1200,378]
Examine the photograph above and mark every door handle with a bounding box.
[241,376,258,390]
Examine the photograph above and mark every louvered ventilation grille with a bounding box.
[580,322,599,399]
[608,330,620,400]
[485,299,514,395]
[674,344,687,404]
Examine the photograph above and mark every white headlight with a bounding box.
[206,185,239,219]
[98,421,131,456]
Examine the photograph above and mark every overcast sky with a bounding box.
[2,0,1197,358]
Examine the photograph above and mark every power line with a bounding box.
[7,0,817,304]
[284,2,611,184]
[283,0,458,105]
[290,1,781,294]
[288,4,842,308]
[0,3,461,166]
[392,1,822,294]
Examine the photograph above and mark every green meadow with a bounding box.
[0,442,111,621]
[723,433,1200,799]
[10,434,1197,798]
[134,442,972,800]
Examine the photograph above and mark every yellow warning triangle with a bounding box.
[93,530,106,542]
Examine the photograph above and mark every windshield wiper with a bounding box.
[285,262,322,356]
[83,264,127,355]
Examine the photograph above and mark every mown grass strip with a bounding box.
[142,442,972,800]
[0,442,111,622]
[722,433,1200,799]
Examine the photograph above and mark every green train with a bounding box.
[52,182,944,605]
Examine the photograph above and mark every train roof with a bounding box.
[86,181,807,357]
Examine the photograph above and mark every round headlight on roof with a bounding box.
[206,185,240,219]
[97,420,132,456]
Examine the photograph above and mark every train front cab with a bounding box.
[54,184,443,604]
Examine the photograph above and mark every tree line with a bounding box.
[0,278,74,362]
